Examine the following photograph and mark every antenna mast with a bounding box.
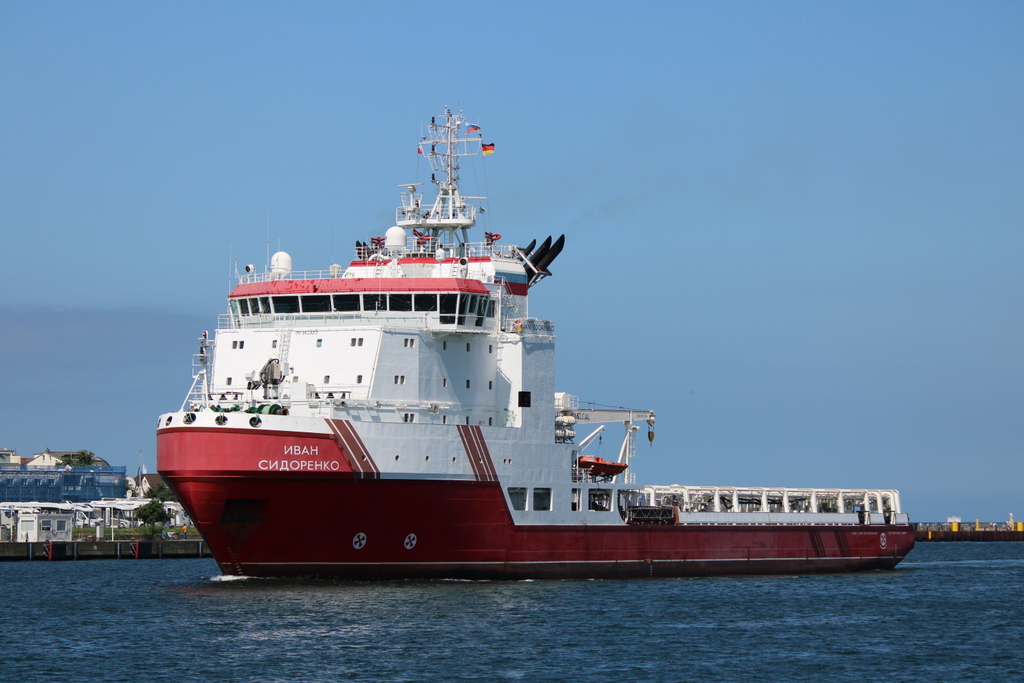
[396,107,486,245]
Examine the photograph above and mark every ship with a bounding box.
[156,108,915,579]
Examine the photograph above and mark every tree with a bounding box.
[147,481,176,502]
[59,450,96,467]
[136,499,170,538]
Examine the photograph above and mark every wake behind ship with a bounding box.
[156,109,914,578]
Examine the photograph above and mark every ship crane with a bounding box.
[556,393,655,484]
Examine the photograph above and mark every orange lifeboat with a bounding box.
[576,456,629,477]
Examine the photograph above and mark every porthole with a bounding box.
[425,455,430,462]
[215,415,228,426]
[395,455,400,461]
[452,456,457,463]
[249,416,262,428]
[164,416,172,426]
[183,413,196,424]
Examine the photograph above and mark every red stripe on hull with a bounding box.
[326,419,379,477]
[157,428,915,579]
[456,425,498,481]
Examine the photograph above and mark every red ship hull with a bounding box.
[158,427,915,579]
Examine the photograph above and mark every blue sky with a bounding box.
[2,2,1021,522]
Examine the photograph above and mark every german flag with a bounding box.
[481,143,495,155]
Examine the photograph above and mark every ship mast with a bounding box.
[396,107,485,247]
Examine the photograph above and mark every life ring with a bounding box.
[514,319,523,333]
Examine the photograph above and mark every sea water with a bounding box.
[2,542,1022,682]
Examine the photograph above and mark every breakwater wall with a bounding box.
[914,529,1024,542]
[0,540,213,561]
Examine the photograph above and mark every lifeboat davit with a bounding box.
[576,456,629,477]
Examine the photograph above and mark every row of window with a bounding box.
[507,488,616,513]
[230,337,493,353]
[233,293,496,322]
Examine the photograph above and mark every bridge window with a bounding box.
[237,299,249,316]
[272,296,299,313]
[414,293,438,311]
[389,293,412,311]
[301,295,331,313]
[439,294,458,324]
[533,488,551,511]
[363,293,386,312]
[333,294,360,312]
[258,297,271,314]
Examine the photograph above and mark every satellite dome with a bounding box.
[269,251,292,280]
[385,226,407,251]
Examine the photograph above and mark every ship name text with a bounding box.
[284,445,319,455]
[258,459,341,471]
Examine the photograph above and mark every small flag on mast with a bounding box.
[466,125,481,133]
[481,143,495,155]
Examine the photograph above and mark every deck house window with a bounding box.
[588,489,612,512]
[533,488,551,511]
[508,488,527,511]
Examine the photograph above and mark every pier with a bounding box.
[0,539,212,561]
